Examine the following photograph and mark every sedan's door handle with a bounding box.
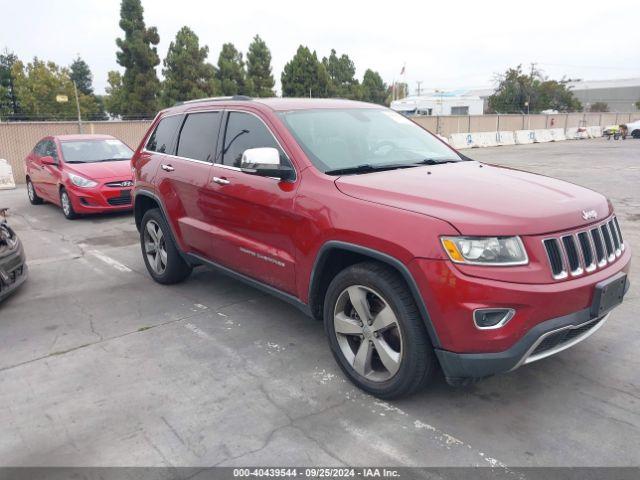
[161,164,174,172]
[212,176,230,185]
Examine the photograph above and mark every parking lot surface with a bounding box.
[0,139,639,468]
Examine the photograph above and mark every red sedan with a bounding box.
[25,134,134,219]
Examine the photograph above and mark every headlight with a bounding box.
[441,236,528,266]
[68,173,98,188]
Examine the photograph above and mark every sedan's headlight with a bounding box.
[441,236,528,266]
[68,173,98,188]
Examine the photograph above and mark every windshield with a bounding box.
[278,108,462,173]
[60,139,133,163]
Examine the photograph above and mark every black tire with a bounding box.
[26,178,43,205]
[140,208,192,284]
[323,261,436,399]
[632,130,640,139]
[59,188,78,219]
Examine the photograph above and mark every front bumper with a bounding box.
[66,183,133,214]
[0,240,28,302]
[409,247,631,381]
[435,302,622,381]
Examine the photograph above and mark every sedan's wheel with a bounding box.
[333,285,402,382]
[140,208,192,284]
[324,262,436,399]
[60,189,78,219]
[26,179,43,205]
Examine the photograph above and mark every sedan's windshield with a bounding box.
[60,139,133,163]
[278,108,462,174]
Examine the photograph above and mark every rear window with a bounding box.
[176,112,222,162]
[146,115,183,154]
[60,139,133,163]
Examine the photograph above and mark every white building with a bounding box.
[390,90,484,116]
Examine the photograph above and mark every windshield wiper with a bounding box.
[98,158,130,162]
[325,163,419,176]
[413,158,461,165]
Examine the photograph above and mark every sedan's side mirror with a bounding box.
[41,155,56,165]
[240,147,294,181]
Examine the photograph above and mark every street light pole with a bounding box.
[73,81,83,134]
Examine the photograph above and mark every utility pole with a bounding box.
[73,81,83,134]
[416,81,423,97]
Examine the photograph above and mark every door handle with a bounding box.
[212,176,230,185]
[161,164,174,172]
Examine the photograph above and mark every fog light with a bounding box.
[473,308,515,329]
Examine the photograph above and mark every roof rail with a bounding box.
[174,95,253,106]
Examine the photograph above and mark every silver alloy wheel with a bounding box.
[61,192,71,216]
[143,219,167,275]
[333,285,403,382]
[27,181,35,201]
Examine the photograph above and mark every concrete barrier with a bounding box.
[588,126,602,138]
[466,132,497,147]
[566,127,589,140]
[549,128,566,141]
[496,131,516,146]
[534,129,553,143]
[515,130,535,144]
[449,133,474,149]
[0,159,16,190]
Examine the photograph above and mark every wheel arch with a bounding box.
[308,241,441,348]
[134,190,162,231]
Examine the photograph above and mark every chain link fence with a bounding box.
[2,112,640,184]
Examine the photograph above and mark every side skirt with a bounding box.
[186,253,312,317]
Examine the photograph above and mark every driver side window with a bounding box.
[221,112,290,169]
[44,141,58,162]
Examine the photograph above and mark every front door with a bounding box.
[39,139,62,201]
[205,110,300,295]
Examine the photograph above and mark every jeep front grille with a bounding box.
[542,216,624,280]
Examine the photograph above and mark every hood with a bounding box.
[65,160,132,180]
[335,161,610,236]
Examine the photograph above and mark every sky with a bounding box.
[1,0,639,96]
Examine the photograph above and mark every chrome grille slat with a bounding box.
[542,216,624,280]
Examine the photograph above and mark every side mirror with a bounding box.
[41,156,56,165]
[240,148,294,181]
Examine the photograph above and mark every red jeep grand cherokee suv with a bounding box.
[131,97,631,398]
[26,134,134,219]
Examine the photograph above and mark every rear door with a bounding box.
[205,110,300,294]
[153,111,223,258]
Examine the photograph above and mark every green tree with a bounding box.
[0,50,20,117]
[69,56,94,95]
[246,35,275,97]
[588,101,609,112]
[361,69,387,105]
[11,58,103,120]
[217,43,246,96]
[386,82,408,104]
[104,70,126,117]
[161,26,218,107]
[322,49,359,98]
[488,65,581,113]
[281,45,330,98]
[114,0,160,118]
[634,99,640,110]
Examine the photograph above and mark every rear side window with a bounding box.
[222,112,288,168]
[176,112,221,162]
[146,115,183,154]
